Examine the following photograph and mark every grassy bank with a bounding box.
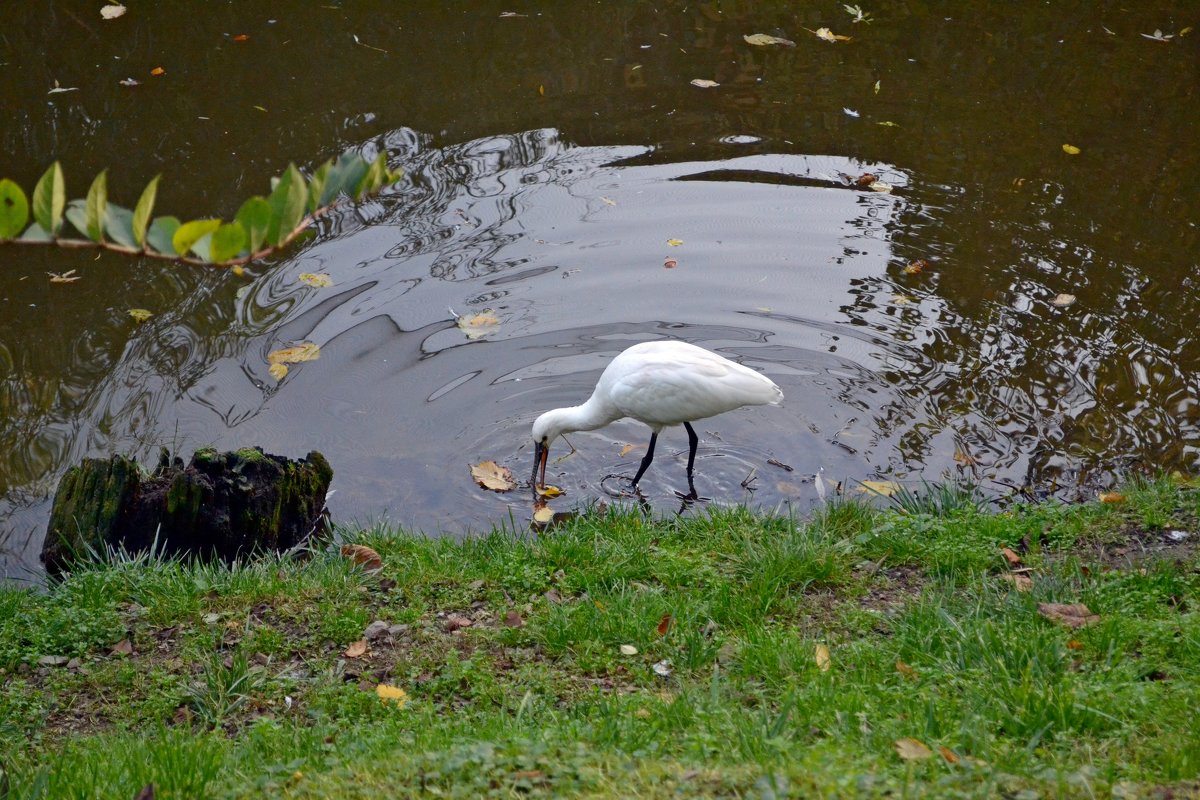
[2,478,1199,798]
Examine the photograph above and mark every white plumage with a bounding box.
[531,340,783,497]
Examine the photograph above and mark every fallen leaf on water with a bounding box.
[815,643,831,672]
[812,27,852,42]
[344,639,368,658]
[1000,547,1022,566]
[690,78,719,88]
[656,614,673,636]
[268,363,289,381]
[743,33,796,47]
[471,460,517,492]
[299,272,333,287]
[663,257,678,269]
[1099,491,1126,503]
[904,259,929,275]
[999,573,1033,592]
[456,310,500,339]
[877,120,900,127]
[375,683,408,707]
[895,660,918,680]
[1140,29,1174,41]
[844,107,860,118]
[1052,293,1076,308]
[128,309,153,323]
[49,270,81,283]
[619,444,636,457]
[868,180,893,193]
[854,173,878,187]
[776,480,805,497]
[1038,602,1099,628]
[532,505,554,524]
[100,4,126,20]
[268,342,320,365]
[620,644,638,656]
[891,293,915,305]
[535,484,563,498]
[340,544,383,572]
[150,66,166,76]
[1182,26,1193,36]
[1062,143,1081,155]
[894,738,933,760]
[666,238,683,246]
[600,197,616,206]
[47,81,79,94]
[119,78,140,87]
[232,34,250,42]
[953,447,977,465]
[873,79,881,94]
[858,479,902,497]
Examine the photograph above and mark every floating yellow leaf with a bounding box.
[48,270,81,283]
[457,310,500,340]
[532,505,554,524]
[812,27,852,42]
[743,33,796,47]
[894,738,934,760]
[690,78,720,88]
[666,238,684,246]
[1062,144,1081,155]
[299,272,333,287]
[535,484,564,498]
[268,342,320,365]
[100,3,126,20]
[891,294,915,305]
[128,308,153,323]
[814,643,831,672]
[150,66,165,77]
[1099,491,1126,503]
[619,444,635,457]
[873,79,881,94]
[472,460,516,492]
[600,197,617,206]
[268,363,289,381]
[858,479,902,497]
[1052,293,1076,308]
[375,683,409,707]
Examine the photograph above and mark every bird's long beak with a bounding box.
[531,440,549,497]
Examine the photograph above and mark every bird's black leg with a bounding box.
[630,432,658,490]
[683,422,700,499]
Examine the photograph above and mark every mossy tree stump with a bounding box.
[43,447,333,575]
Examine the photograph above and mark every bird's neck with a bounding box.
[553,395,619,435]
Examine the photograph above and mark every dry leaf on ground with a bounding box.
[503,610,525,628]
[939,746,960,764]
[340,543,383,572]
[1099,491,1127,503]
[656,614,673,637]
[472,460,516,492]
[1000,547,1022,566]
[815,643,831,672]
[1038,602,1099,628]
[895,660,918,680]
[344,639,368,658]
[999,573,1033,592]
[110,639,133,656]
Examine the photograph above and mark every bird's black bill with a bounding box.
[531,441,549,498]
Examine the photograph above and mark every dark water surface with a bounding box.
[2,2,1197,580]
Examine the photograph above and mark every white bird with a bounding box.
[531,340,783,498]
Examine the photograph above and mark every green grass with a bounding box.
[2,478,1200,798]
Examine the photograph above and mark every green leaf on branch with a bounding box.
[32,162,65,235]
[173,218,223,259]
[20,223,53,241]
[266,164,308,247]
[355,152,390,199]
[189,233,214,262]
[235,196,271,253]
[328,152,368,204]
[308,159,332,212]
[146,216,181,255]
[209,222,247,263]
[84,169,109,242]
[104,203,137,248]
[0,178,29,239]
[132,175,160,248]
[64,200,87,238]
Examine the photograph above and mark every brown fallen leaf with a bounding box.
[1000,547,1022,566]
[232,34,250,42]
[894,738,933,760]
[344,639,368,658]
[444,614,474,632]
[999,573,1033,592]
[471,460,517,492]
[340,543,383,572]
[815,643,831,672]
[1099,491,1127,503]
[1066,639,1084,650]
[532,505,554,524]
[1038,602,1099,628]
[268,342,320,365]
[513,770,544,781]
[939,746,960,764]
[456,310,500,339]
[656,613,673,637]
[133,784,155,800]
[619,444,636,457]
[811,27,852,42]
[150,66,166,76]
[904,259,930,275]
[663,257,678,269]
[743,33,796,47]
[503,610,525,628]
[895,660,918,680]
[110,638,133,656]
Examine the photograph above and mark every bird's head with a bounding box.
[530,410,562,495]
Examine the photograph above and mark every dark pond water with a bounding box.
[2,2,1198,582]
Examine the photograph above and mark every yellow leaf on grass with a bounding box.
[299,272,333,288]
[1062,144,1081,155]
[894,738,933,760]
[1099,491,1126,503]
[472,460,517,492]
[999,573,1033,592]
[344,639,368,658]
[268,342,320,365]
[939,746,960,764]
[375,683,409,707]
[457,310,500,340]
[128,308,153,323]
[814,643,831,672]
[340,543,383,572]
[895,660,918,680]
[858,479,902,497]
[1038,602,1100,628]
[743,33,796,47]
